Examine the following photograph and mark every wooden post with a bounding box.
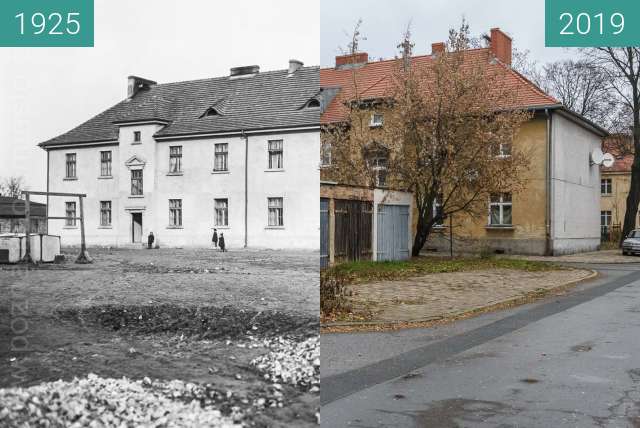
[449,214,453,259]
[21,193,34,264]
[75,195,92,264]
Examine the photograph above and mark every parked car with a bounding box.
[622,230,640,255]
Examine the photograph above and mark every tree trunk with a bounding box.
[620,100,640,246]
[411,206,432,257]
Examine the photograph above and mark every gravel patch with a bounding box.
[0,374,242,427]
[251,336,320,390]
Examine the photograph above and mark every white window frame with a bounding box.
[65,153,77,178]
[133,131,141,143]
[169,199,183,227]
[601,178,612,195]
[489,193,512,226]
[371,156,388,187]
[268,140,284,170]
[100,201,112,227]
[65,201,77,226]
[169,146,183,173]
[320,141,332,167]
[267,197,284,227]
[100,151,112,177]
[214,198,228,226]
[370,113,384,127]
[214,143,229,172]
[131,169,143,196]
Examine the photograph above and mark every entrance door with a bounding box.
[377,204,410,261]
[132,213,143,243]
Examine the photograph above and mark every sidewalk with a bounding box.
[507,249,639,264]
[328,267,594,327]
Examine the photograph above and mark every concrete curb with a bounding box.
[322,268,599,330]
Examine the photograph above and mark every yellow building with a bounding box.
[600,144,637,240]
[320,27,608,259]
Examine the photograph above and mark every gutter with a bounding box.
[242,130,248,248]
[545,108,553,256]
[46,150,50,234]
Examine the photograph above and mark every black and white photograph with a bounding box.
[1,1,320,426]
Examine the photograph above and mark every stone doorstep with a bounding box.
[322,269,598,328]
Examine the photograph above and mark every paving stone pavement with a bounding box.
[507,249,640,264]
[348,268,593,323]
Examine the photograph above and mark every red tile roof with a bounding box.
[320,48,558,124]
[602,136,633,173]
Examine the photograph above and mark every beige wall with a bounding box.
[601,172,638,228]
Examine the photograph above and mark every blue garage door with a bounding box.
[377,204,410,261]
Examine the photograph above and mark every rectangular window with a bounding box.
[134,131,141,143]
[370,113,384,127]
[433,195,445,227]
[100,151,112,176]
[100,201,112,226]
[214,143,228,171]
[489,193,512,226]
[65,153,76,178]
[268,140,284,169]
[131,170,143,195]
[169,146,183,173]
[268,197,284,227]
[65,202,76,226]
[601,210,612,235]
[215,199,228,226]
[169,199,182,227]
[320,141,331,167]
[601,178,612,195]
[372,156,388,187]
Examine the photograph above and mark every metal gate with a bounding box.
[377,204,410,261]
[320,198,329,269]
[334,199,373,262]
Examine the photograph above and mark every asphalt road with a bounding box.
[321,263,640,427]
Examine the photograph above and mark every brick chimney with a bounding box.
[489,28,512,66]
[431,42,445,56]
[335,52,368,69]
[127,76,156,99]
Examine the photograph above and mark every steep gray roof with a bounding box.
[40,66,320,147]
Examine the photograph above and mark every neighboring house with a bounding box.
[39,61,320,248]
[320,28,608,263]
[0,197,47,234]
[600,135,637,240]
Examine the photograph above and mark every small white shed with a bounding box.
[0,234,61,263]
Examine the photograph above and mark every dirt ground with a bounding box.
[0,247,319,427]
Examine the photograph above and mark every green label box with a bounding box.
[0,0,94,47]
[546,0,640,47]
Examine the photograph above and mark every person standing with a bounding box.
[219,233,226,252]
[212,229,218,248]
[147,231,155,249]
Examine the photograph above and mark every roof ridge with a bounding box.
[155,65,321,87]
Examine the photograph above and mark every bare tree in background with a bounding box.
[583,48,640,243]
[0,177,24,199]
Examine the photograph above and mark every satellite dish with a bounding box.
[590,148,604,165]
[602,152,615,168]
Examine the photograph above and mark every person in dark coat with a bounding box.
[219,233,226,252]
[212,229,218,248]
[147,232,155,249]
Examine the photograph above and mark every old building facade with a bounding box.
[40,62,320,249]
[0,197,47,235]
[320,28,607,261]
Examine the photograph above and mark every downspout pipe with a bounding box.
[242,130,248,248]
[544,109,553,256]
[46,149,50,235]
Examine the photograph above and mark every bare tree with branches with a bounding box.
[0,177,24,199]
[324,21,532,256]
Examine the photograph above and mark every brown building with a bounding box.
[0,197,47,234]
[320,28,608,263]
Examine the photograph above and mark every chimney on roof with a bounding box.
[127,76,157,99]
[335,52,368,70]
[488,28,512,66]
[431,42,445,56]
[288,59,304,75]
[230,65,260,78]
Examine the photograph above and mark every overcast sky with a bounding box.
[0,0,320,198]
[321,0,573,67]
